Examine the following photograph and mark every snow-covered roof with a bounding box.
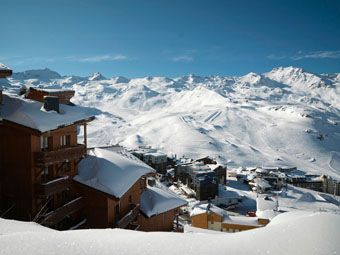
[255,168,268,174]
[255,178,272,189]
[191,203,263,226]
[0,62,10,71]
[206,163,223,171]
[74,148,156,198]
[222,215,262,227]
[190,203,226,217]
[140,183,187,218]
[256,197,280,220]
[31,87,75,94]
[0,94,94,132]
[257,197,278,212]
[144,152,167,157]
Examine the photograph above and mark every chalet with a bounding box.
[190,203,269,232]
[0,71,94,230]
[74,148,187,231]
[25,87,75,105]
[0,63,12,79]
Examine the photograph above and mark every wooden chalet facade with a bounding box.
[0,64,187,232]
[0,80,94,230]
[74,148,187,231]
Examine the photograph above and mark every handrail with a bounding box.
[34,144,86,166]
[116,203,140,229]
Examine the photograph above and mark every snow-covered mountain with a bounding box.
[2,66,340,178]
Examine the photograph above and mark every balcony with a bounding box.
[40,196,83,227]
[34,144,86,167]
[36,176,69,197]
[116,203,140,229]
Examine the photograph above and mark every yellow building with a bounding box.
[190,203,269,232]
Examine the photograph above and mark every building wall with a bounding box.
[74,182,118,228]
[31,125,80,217]
[191,211,222,229]
[0,123,33,220]
[119,180,141,217]
[26,88,74,104]
[191,213,208,229]
[221,222,260,232]
[74,179,142,229]
[139,210,175,232]
[196,183,218,201]
[0,120,85,228]
[192,211,265,233]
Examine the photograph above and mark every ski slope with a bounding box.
[1,66,340,178]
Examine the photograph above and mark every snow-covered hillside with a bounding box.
[2,66,340,178]
[1,211,339,255]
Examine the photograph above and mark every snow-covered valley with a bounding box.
[1,66,340,179]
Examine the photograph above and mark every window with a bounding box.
[60,135,71,147]
[41,136,53,151]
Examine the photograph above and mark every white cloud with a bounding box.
[67,55,127,63]
[267,50,340,61]
[291,50,340,60]
[267,54,286,60]
[172,55,194,62]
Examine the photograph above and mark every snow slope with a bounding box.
[0,211,339,255]
[2,66,340,178]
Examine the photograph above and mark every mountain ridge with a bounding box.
[2,66,340,179]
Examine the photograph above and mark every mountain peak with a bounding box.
[88,72,107,81]
[0,62,11,71]
[265,66,327,88]
[13,68,61,80]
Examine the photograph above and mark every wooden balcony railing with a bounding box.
[116,203,140,229]
[34,144,86,167]
[40,196,83,227]
[36,176,69,197]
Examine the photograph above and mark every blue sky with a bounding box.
[1,0,340,78]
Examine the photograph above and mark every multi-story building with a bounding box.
[131,150,169,175]
[0,78,94,229]
[176,161,226,200]
[0,64,187,232]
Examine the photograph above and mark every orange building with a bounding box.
[191,203,269,233]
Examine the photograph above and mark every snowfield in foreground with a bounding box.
[1,66,340,178]
[0,211,339,255]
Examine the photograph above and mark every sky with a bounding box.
[1,0,340,78]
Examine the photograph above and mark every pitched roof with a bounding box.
[0,94,94,132]
[0,62,10,71]
[190,203,226,217]
[140,183,187,218]
[74,148,156,198]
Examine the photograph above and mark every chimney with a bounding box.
[147,177,156,187]
[44,96,59,113]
